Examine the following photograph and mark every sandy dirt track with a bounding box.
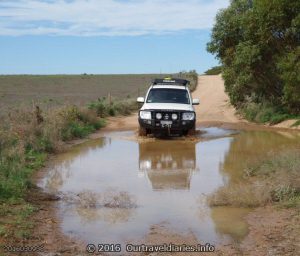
[193,75,242,124]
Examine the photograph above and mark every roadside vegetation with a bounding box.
[177,70,198,91]
[207,0,300,125]
[0,105,105,242]
[208,149,300,208]
[204,66,222,75]
[239,102,299,125]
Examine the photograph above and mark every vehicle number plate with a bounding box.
[160,121,172,125]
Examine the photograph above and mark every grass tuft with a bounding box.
[208,181,272,207]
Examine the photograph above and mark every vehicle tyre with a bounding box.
[187,125,196,136]
[138,127,147,136]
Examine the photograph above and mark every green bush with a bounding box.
[240,101,299,124]
[108,106,116,116]
[278,47,300,114]
[88,98,106,117]
[88,98,138,117]
[61,122,95,141]
[269,114,291,125]
[92,119,106,129]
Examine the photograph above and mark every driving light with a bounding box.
[140,111,151,120]
[182,112,195,120]
[171,113,178,120]
[156,113,162,119]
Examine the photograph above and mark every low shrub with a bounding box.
[204,66,222,75]
[240,101,299,124]
[61,122,95,141]
[208,181,272,207]
[208,149,300,208]
[88,98,138,118]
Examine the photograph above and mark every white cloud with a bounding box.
[0,0,229,36]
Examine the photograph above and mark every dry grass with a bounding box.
[208,181,272,207]
[208,149,300,208]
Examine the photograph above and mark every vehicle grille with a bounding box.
[154,111,181,120]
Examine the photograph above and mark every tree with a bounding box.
[207,0,300,114]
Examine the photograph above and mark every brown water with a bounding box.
[39,128,300,247]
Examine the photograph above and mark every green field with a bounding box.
[0,73,197,113]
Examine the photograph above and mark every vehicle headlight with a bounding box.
[171,113,178,120]
[182,112,195,120]
[156,113,162,119]
[140,111,151,120]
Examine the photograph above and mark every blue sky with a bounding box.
[0,0,229,74]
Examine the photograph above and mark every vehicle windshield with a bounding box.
[146,88,190,104]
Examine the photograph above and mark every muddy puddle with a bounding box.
[39,128,300,250]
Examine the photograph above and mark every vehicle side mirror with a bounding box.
[192,99,200,105]
[137,97,145,103]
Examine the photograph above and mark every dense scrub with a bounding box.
[207,0,300,123]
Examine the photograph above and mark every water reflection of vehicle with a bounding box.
[138,141,197,190]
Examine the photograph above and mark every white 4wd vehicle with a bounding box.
[137,78,199,136]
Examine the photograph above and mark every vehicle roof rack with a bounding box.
[152,77,190,86]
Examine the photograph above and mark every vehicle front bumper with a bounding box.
[138,110,195,135]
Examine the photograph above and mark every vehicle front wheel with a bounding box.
[138,127,147,136]
[187,125,196,136]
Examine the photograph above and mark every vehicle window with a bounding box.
[146,88,190,104]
